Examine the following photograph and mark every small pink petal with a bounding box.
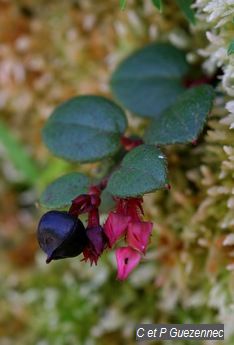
[103,212,130,247]
[126,221,153,254]
[115,246,141,280]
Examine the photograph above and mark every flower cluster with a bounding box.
[104,198,153,280]
[37,187,153,280]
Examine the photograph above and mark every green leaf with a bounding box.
[152,0,163,11]
[144,85,215,145]
[119,0,127,10]
[42,96,127,163]
[110,43,189,119]
[175,0,196,24]
[36,158,72,192]
[227,39,234,55]
[40,172,89,209]
[0,119,38,184]
[107,144,168,197]
[99,189,116,214]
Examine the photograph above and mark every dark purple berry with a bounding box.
[37,210,88,263]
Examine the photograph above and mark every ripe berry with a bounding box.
[37,210,88,263]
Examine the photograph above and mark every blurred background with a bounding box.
[0,0,234,344]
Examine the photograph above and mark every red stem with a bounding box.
[121,136,143,151]
[87,208,100,228]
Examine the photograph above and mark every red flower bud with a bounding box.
[82,226,107,265]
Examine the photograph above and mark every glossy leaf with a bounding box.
[110,43,189,118]
[107,145,168,197]
[144,85,215,145]
[175,0,196,24]
[40,172,89,209]
[42,96,127,163]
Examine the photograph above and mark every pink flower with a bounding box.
[115,246,142,280]
[103,212,130,247]
[126,221,153,254]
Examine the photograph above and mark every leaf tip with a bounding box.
[119,0,126,10]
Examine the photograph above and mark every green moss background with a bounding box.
[0,0,234,344]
